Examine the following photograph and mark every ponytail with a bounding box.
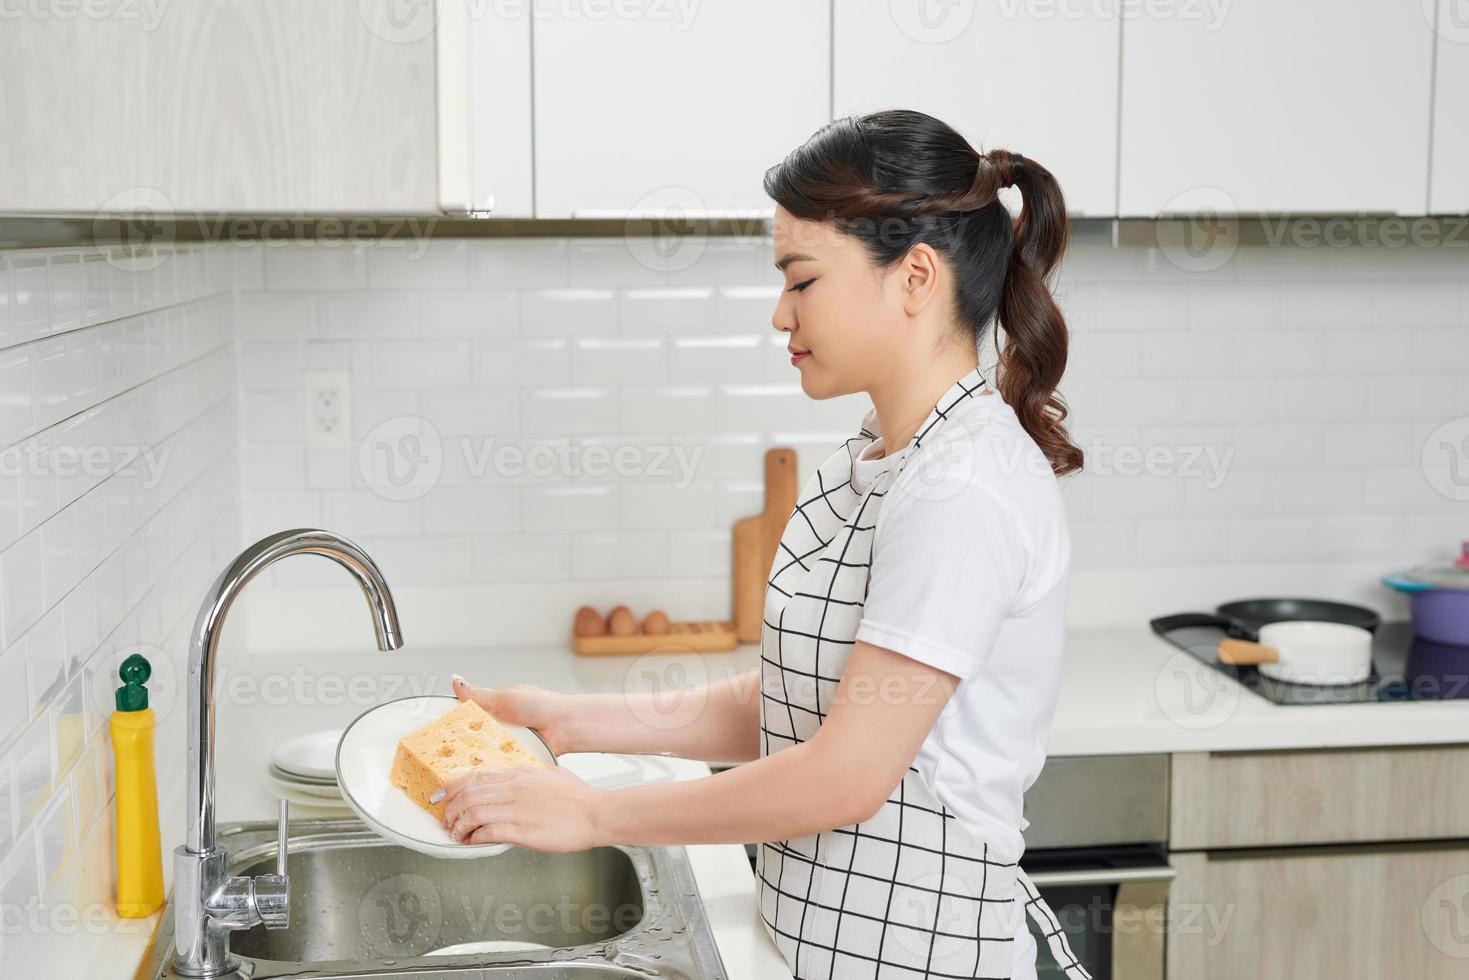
[989,149,1084,476]
[763,111,1085,477]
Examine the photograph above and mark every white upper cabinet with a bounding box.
[0,1,440,216]
[833,1,1121,217]
[1430,7,1469,214]
[6,0,1454,220]
[1118,0,1435,216]
[530,0,830,219]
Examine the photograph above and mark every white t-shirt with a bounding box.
[849,383,1070,980]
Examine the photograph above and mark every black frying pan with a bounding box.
[1151,597,1380,642]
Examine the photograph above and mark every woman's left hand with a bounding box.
[437,765,605,852]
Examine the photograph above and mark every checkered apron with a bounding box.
[755,368,1090,980]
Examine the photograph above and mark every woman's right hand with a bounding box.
[452,675,577,756]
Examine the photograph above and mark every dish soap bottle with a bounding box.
[111,652,164,917]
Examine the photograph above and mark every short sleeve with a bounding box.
[854,470,1028,681]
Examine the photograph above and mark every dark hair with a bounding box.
[762,109,1083,477]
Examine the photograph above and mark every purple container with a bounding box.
[1384,543,1469,647]
[1407,588,1469,647]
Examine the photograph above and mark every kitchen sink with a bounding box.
[136,817,728,979]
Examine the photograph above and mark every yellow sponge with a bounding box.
[389,699,546,821]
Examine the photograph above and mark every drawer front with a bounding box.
[1168,843,1469,980]
[1171,745,1469,850]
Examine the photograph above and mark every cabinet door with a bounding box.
[0,1,439,215]
[531,0,829,218]
[442,0,535,217]
[1430,5,1469,214]
[833,0,1120,217]
[1118,0,1435,216]
[1169,846,1469,979]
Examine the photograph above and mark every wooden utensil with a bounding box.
[1217,637,1280,665]
[732,448,797,643]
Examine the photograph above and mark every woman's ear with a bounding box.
[897,242,942,317]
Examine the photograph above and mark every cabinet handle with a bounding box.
[1025,865,1177,888]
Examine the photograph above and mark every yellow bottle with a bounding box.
[111,652,164,918]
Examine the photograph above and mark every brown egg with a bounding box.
[573,605,606,637]
[607,605,638,636]
[642,610,671,635]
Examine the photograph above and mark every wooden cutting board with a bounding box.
[732,448,797,643]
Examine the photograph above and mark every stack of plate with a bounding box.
[269,730,352,813]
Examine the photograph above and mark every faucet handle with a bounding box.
[254,875,290,931]
[254,798,290,931]
[276,797,288,876]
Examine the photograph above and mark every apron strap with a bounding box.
[1017,868,1095,980]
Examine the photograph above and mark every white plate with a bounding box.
[268,777,354,813]
[271,730,345,781]
[270,772,343,800]
[558,752,678,790]
[268,763,337,788]
[426,940,550,956]
[335,694,557,859]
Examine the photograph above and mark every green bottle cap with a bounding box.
[115,653,152,712]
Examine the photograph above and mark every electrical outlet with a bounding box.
[304,371,353,449]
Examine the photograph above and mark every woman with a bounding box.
[439,109,1088,980]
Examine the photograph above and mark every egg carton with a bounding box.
[572,619,738,656]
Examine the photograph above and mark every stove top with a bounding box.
[1151,618,1469,705]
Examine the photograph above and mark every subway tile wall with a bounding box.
[233,236,1469,647]
[0,244,241,973]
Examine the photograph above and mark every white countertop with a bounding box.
[1048,624,1469,755]
[312,624,1469,759]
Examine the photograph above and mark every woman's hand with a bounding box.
[436,766,605,853]
[451,675,576,755]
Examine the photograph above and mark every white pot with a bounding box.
[1256,621,1374,686]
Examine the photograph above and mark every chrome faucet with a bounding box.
[172,529,403,978]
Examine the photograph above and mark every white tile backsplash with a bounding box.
[0,244,239,972]
[230,235,1467,645]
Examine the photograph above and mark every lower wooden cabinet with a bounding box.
[1171,746,1469,850]
[1167,843,1469,979]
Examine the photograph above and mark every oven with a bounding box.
[1020,754,1173,980]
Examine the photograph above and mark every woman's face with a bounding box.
[770,205,921,400]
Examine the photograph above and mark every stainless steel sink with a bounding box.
[136,817,728,979]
